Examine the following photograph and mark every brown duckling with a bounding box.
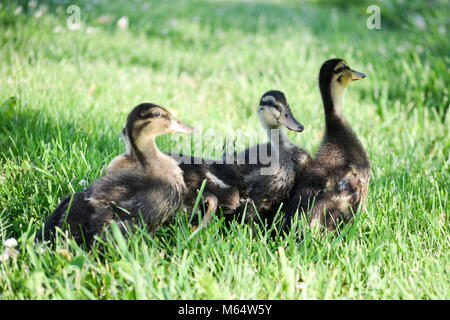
[283,59,371,232]
[37,103,196,247]
[233,90,312,226]
[108,122,240,229]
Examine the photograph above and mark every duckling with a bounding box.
[283,59,371,232]
[37,103,196,247]
[108,124,240,229]
[233,90,312,225]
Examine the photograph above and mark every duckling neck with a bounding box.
[137,137,158,163]
[133,136,184,182]
[266,127,293,153]
[320,83,362,150]
[321,83,344,124]
[130,136,163,169]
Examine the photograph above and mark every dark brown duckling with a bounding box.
[108,125,240,229]
[232,90,312,226]
[283,59,371,233]
[37,103,195,247]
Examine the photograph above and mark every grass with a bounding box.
[0,0,449,299]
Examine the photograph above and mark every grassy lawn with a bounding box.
[0,0,449,299]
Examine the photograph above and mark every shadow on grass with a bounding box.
[0,96,122,235]
[0,96,119,161]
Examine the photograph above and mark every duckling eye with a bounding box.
[152,111,161,117]
[334,66,346,73]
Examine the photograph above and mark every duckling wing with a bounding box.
[41,171,183,246]
[92,172,183,230]
[235,143,311,221]
[41,187,100,246]
[283,168,367,232]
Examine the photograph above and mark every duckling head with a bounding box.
[125,103,196,162]
[319,59,365,104]
[257,90,304,132]
[126,102,196,139]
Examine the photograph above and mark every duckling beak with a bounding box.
[350,69,366,81]
[278,107,304,132]
[168,118,197,134]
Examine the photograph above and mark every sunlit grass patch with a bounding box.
[0,0,448,299]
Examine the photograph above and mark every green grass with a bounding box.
[0,0,449,299]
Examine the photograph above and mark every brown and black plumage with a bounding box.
[37,103,195,247]
[108,114,240,228]
[233,90,312,225]
[177,156,241,227]
[283,59,371,232]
